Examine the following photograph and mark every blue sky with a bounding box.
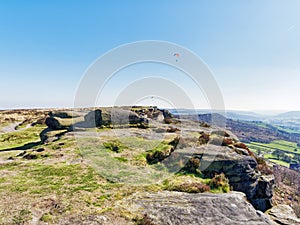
[0,0,299,111]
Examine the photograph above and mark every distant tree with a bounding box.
[293,154,300,163]
[273,149,284,160]
[283,154,292,163]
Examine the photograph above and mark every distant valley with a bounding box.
[171,109,300,171]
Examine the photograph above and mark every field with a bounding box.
[248,140,300,168]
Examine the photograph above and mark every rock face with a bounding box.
[43,108,148,133]
[266,204,300,225]
[41,108,149,143]
[179,144,275,212]
[45,108,148,130]
[46,116,84,130]
[120,191,274,225]
[251,175,275,213]
[83,109,102,127]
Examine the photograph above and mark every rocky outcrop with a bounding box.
[45,108,148,130]
[175,144,275,212]
[110,108,148,127]
[39,128,68,143]
[48,111,85,118]
[83,109,102,127]
[119,191,274,225]
[251,175,275,213]
[160,109,180,124]
[46,116,84,130]
[41,108,149,143]
[266,204,300,225]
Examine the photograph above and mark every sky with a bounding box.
[0,0,299,111]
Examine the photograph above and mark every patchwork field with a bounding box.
[248,140,300,167]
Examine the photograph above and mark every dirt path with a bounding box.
[0,122,32,133]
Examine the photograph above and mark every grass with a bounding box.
[103,140,127,153]
[0,119,259,224]
[0,155,113,224]
[0,125,46,150]
[45,137,75,150]
[162,173,230,194]
[78,137,172,184]
[268,159,290,167]
[0,162,101,195]
[163,174,210,193]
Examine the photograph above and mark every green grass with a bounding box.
[77,136,178,184]
[0,125,46,150]
[0,162,101,195]
[268,159,290,167]
[266,140,299,152]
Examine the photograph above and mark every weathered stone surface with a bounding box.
[266,204,300,225]
[82,108,148,127]
[46,116,84,130]
[251,175,275,212]
[49,111,84,118]
[84,109,102,127]
[120,191,274,225]
[178,144,274,212]
[161,109,180,124]
[111,108,147,126]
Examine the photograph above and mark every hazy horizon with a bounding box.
[1,1,299,111]
[0,104,293,116]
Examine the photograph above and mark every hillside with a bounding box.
[274,111,300,119]
[175,113,300,144]
[0,107,299,224]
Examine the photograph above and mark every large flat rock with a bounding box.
[120,191,274,225]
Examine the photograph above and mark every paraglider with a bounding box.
[173,53,180,62]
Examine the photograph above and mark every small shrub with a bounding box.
[198,132,210,145]
[233,142,248,150]
[41,213,53,222]
[233,142,258,159]
[257,164,273,175]
[222,138,234,146]
[209,173,230,193]
[146,142,175,164]
[164,175,210,193]
[254,155,273,175]
[170,182,210,193]
[103,140,125,153]
[179,157,201,175]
